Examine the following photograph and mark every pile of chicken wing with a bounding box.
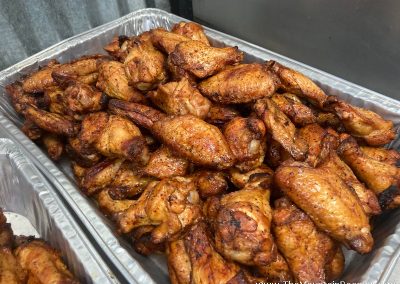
[0,209,78,284]
[5,21,400,283]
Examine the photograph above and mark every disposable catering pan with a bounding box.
[0,138,118,283]
[0,8,400,283]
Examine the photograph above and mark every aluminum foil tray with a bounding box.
[0,138,117,283]
[0,8,400,283]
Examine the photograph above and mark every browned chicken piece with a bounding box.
[104,35,134,61]
[198,63,278,104]
[6,83,47,115]
[205,187,276,267]
[124,38,168,91]
[192,171,228,199]
[256,252,293,282]
[0,210,13,248]
[117,177,201,243]
[42,134,64,161]
[205,104,240,125]
[21,120,43,140]
[80,159,124,195]
[338,135,400,195]
[131,225,165,256]
[15,239,78,284]
[267,60,327,108]
[254,98,308,161]
[79,112,149,163]
[96,61,146,103]
[229,165,274,189]
[44,87,67,116]
[265,138,290,168]
[71,162,87,186]
[325,246,345,282]
[324,96,395,146]
[63,81,107,115]
[172,22,210,46]
[144,146,189,179]
[0,248,27,284]
[24,106,79,137]
[319,151,381,216]
[167,222,249,284]
[96,189,136,217]
[66,137,102,167]
[148,78,211,118]
[51,54,106,86]
[297,123,339,167]
[224,117,267,171]
[271,93,317,126]
[150,28,191,54]
[315,111,343,130]
[360,146,400,165]
[275,161,373,254]
[273,197,344,282]
[169,40,243,79]
[22,60,60,93]
[109,99,235,170]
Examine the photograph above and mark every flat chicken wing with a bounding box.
[255,253,293,282]
[168,40,243,79]
[42,134,64,161]
[117,177,201,243]
[360,146,400,165]
[151,28,191,54]
[104,35,134,61]
[205,104,240,125]
[274,161,373,254]
[21,119,43,141]
[6,82,47,115]
[192,171,228,199]
[254,98,308,161]
[0,248,27,284]
[22,60,60,93]
[267,60,327,108]
[96,189,136,217]
[172,22,210,46]
[198,63,278,104]
[324,96,395,146]
[148,77,211,118]
[66,137,102,167]
[273,197,344,282]
[229,165,274,189]
[167,222,249,284]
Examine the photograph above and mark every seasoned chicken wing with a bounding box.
[66,137,102,167]
[0,248,27,284]
[0,210,13,248]
[148,78,211,118]
[131,225,165,256]
[104,35,134,61]
[360,146,400,165]
[79,112,149,163]
[96,188,136,216]
[273,197,344,282]
[229,165,274,190]
[144,146,189,179]
[21,119,43,141]
[169,40,243,79]
[271,93,317,126]
[198,63,278,104]
[167,222,249,284]
[205,188,276,267]
[267,60,327,108]
[22,60,60,93]
[124,38,167,91]
[255,252,293,282]
[205,104,240,125]
[24,106,79,137]
[96,61,146,103]
[254,98,308,161]
[15,239,78,284]
[192,171,228,199]
[324,96,395,146]
[43,87,67,116]
[42,134,64,161]
[224,117,267,171]
[275,161,373,254]
[325,246,345,282]
[6,83,47,115]
[109,100,235,169]
[172,22,210,46]
[117,177,201,243]
[151,28,191,54]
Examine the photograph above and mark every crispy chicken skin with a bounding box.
[96,61,146,103]
[124,38,167,91]
[104,35,134,61]
[15,239,78,284]
[66,137,102,167]
[169,40,244,79]
[131,225,165,256]
[324,96,395,146]
[205,104,240,125]
[224,117,267,171]
[0,248,27,284]
[338,136,400,195]
[255,252,293,282]
[144,146,189,179]
[44,87,67,115]
[271,93,317,126]
[192,171,228,199]
[148,78,211,118]
[229,165,274,189]
[325,246,345,282]
[151,28,191,54]
[79,112,149,163]
[24,106,79,137]
[6,83,46,115]
[172,22,210,46]
[319,152,381,216]
[198,64,278,104]
[0,210,13,248]
[21,120,43,141]
[206,187,276,267]
[167,222,249,284]
[96,189,136,216]
[117,177,201,243]
[254,98,308,161]
[273,197,344,282]
[275,161,373,254]
[360,146,400,165]
[42,134,64,161]
[267,60,327,108]
[22,60,60,93]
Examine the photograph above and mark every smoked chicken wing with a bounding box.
[42,134,64,161]
[205,104,240,125]
[229,165,274,190]
[172,22,210,46]
[96,189,136,216]
[6,83,47,115]
[22,60,60,93]
[192,171,228,199]
[104,35,134,61]
[151,28,191,54]
[0,248,26,284]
